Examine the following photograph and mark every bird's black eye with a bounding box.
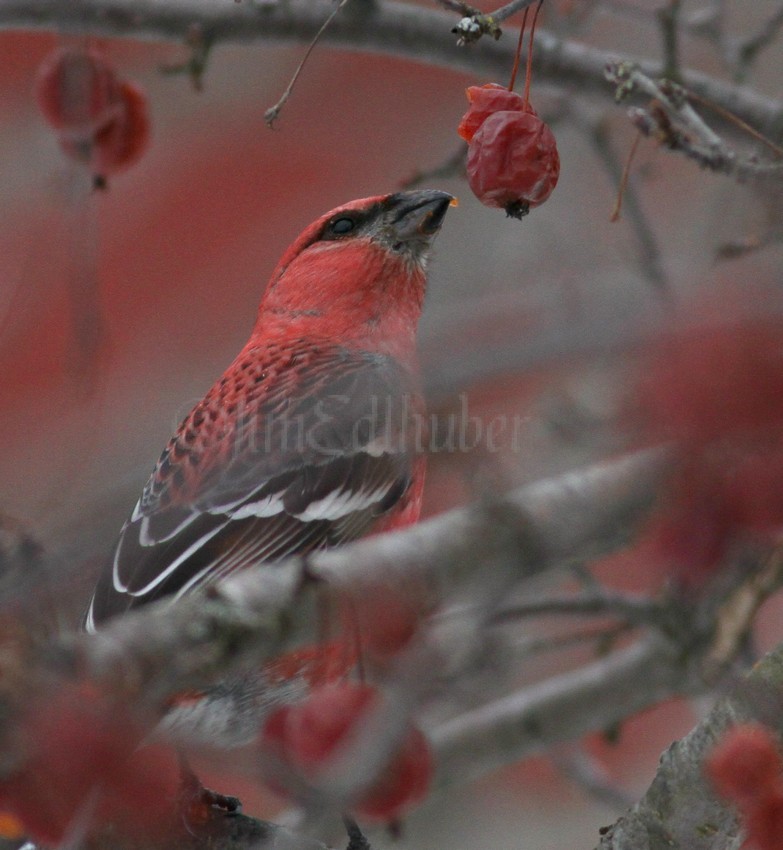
[328,216,356,236]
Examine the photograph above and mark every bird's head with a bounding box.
[255,190,453,359]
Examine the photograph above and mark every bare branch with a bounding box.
[430,634,689,793]
[1,0,781,134]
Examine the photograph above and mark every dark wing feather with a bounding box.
[85,345,419,631]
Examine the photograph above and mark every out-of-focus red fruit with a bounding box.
[0,683,140,845]
[634,310,783,585]
[457,83,530,142]
[707,723,783,807]
[352,587,422,661]
[467,109,560,218]
[35,47,122,136]
[96,742,181,838]
[58,79,150,177]
[267,682,377,768]
[706,723,783,850]
[353,724,432,821]
[260,682,433,821]
[638,319,783,449]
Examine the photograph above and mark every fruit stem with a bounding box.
[507,6,529,92]
[687,89,783,159]
[522,0,544,111]
[610,130,642,223]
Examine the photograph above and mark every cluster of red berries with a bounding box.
[457,0,560,218]
[35,47,149,184]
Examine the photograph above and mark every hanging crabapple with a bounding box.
[58,79,150,178]
[457,83,528,142]
[35,47,150,184]
[34,47,122,137]
[467,109,560,218]
[457,0,560,218]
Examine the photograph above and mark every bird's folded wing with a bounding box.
[85,346,421,630]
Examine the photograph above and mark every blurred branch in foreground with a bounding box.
[4,445,783,850]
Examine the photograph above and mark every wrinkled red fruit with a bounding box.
[467,109,560,218]
[260,682,432,821]
[58,79,150,177]
[35,47,122,136]
[457,83,530,142]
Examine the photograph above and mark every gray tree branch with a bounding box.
[0,0,781,137]
[66,447,668,714]
[595,641,783,850]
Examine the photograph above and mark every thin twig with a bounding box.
[495,589,661,626]
[265,0,351,128]
[606,62,783,182]
[551,746,636,810]
[656,0,682,82]
[687,89,783,160]
[733,3,783,82]
[159,22,213,91]
[491,0,542,25]
[585,112,670,298]
[507,622,632,658]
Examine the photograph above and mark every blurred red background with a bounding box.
[2,12,783,845]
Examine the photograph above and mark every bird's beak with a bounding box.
[385,190,454,244]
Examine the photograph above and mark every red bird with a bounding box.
[85,190,452,632]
